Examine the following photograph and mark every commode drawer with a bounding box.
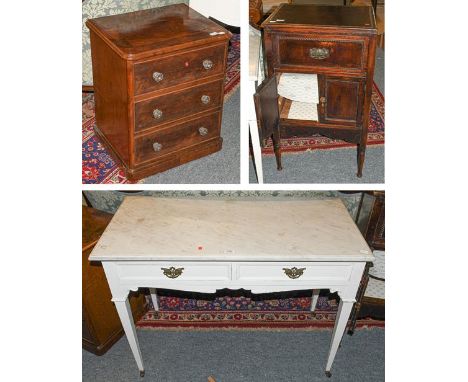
[234,263,353,282]
[134,79,224,133]
[276,35,365,71]
[134,112,221,164]
[117,262,232,282]
[134,44,226,95]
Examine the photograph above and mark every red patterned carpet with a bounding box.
[137,293,384,330]
[262,83,384,154]
[82,34,240,184]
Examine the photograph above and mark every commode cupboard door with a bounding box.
[319,76,365,126]
[254,76,280,146]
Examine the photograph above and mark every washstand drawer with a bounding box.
[276,36,365,71]
[117,262,232,282]
[134,112,221,163]
[134,44,226,95]
[134,79,224,133]
[235,263,353,282]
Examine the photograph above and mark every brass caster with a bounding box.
[325,371,332,378]
[139,370,145,377]
[356,171,363,178]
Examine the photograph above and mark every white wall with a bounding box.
[190,0,240,27]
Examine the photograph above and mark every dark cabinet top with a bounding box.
[82,206,113,251]
[263,4,376,31]
[86,4,231,60]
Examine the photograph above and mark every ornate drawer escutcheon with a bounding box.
[152,142,163,152]
[201,95,211,104]
[161,267,184,279]
[198,126,208,136]
[282,267,306,279]
[309,47,330,60]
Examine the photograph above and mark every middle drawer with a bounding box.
[134,112,221,164]
[134,79,224,133]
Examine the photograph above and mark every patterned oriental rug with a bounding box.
[262,83,384,154]
[82,34,240,184]
[136,292,384,330]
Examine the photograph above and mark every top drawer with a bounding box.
[134,44,226,95]
[276,35,365,71]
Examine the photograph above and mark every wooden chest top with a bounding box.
[263,4,376,31]
[86,3,231,60]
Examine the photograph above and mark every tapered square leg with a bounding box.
[357,143,366,177]
[149,288,159,311]
[325,300,354,374]
[114,299,145,376]
[272,131,282,170]
[311,289,320,312]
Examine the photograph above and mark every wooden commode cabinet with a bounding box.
[86,4,231,180]
[82,206,147,355]
[255,4,377,177]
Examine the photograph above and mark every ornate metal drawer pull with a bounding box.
[198,127,208,136]
[152,142,163,152]
[201,95,211,104]
[153,109,163,119]
[283,267,306,279]
[152,71,164,82]
[161,266,184,279]
[203,59,213,70]
[309,47,330,60]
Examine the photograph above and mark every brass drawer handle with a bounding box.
[161,266,184,279]
[309,47,330,60]
[153,109,163,119]
[198,127,208,136]
[201,95,211,104]
[152,142,163,152]
[203,59,213,70]
[283,267,306,279]
[152,71,164,82]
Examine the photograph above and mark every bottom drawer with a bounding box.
[134,112,221,164]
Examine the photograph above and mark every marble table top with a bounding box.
[90,197,373,262]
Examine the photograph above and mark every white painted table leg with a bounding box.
[149,288,159,311]
[114,299,145,377]
[311,289,320,312]
[325,299,354,377]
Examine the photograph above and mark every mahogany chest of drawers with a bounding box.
[86,4,231,180]
[255,4,377,177]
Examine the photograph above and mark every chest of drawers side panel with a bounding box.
[89,31,130,164]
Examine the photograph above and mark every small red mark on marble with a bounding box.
[198,246,203,250]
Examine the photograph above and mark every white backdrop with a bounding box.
[190,0,240,27]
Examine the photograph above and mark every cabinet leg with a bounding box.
[149,288,159,311]
[114,299,145,375]
[325,300,354,374]
[357,144,366,178]
[311,289,320,312]
[272,131,282,170]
